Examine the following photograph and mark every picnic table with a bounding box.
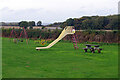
[83,44,102,53]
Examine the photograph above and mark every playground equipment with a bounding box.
[72,34,78,50]
[36,26,78,50]
[9,28,19,43]
[9,28,18,38]
[9,27,29,44]
[19,27,28,44]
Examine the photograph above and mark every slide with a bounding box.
[36,26,75,50]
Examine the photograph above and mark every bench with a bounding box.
[93,45,102,53]
[83,44,94,53]
[83,44,102,53]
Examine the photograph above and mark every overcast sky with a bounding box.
[0,0,119,24]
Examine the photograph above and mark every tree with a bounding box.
[37,21,42,26]
[107,16,118,30]
[81,19,92,29]
[19,21,29,29]
[66,18,74,26]
[42,26,45,29]
[59,22,67,29]
[74,18,83,30]
[95,17,109,29]
[29,21,35,29]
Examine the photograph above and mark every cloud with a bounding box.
[0,0,119,23]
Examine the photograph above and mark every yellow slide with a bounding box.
[36,26,75,50]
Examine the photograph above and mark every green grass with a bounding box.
[2,37,118,78]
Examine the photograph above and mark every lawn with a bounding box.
[2,37,118,78]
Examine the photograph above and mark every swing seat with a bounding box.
[21,40,23,42]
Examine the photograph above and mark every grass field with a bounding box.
[2,37,118,78]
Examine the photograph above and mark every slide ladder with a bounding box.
[72,34,78,50]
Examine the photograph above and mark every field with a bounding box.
[2,37,118,78]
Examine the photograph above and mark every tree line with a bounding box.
[18,21,42,29]
[1,14,119,30]
[0,21,42,29]
[50,14,119,30]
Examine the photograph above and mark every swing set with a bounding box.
[9,27,28,44]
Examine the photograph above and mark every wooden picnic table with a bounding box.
[83,44,102,53]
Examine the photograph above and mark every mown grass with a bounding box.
[2,37,118,78]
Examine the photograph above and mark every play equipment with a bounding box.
[9,28,18,38]
[72,33,78,50]
[36,26,78,50]
[9,28,19,43]
[19,27,28,44]
[9,27,29,44]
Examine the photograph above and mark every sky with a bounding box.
[0,0,119,24]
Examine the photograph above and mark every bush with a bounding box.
[2,29,118,43]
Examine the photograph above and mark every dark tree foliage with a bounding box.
[41,26,45,29]
[19,21,29,29]
[66,18,74,26]
[59,14,119,30]
[48,22,62,27]
[37,21,42,26]
[29,21,35,29]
